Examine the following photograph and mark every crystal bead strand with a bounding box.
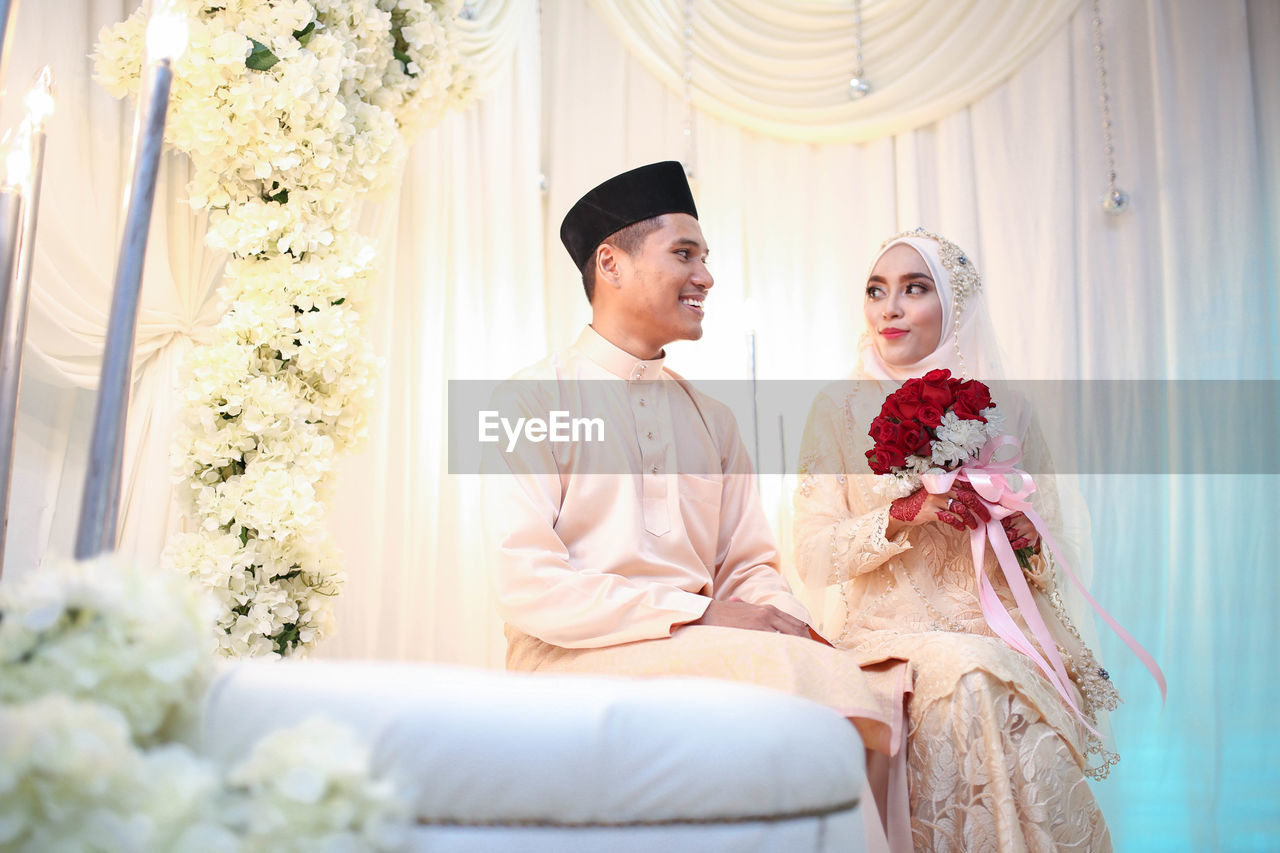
[1093,0,1128,214]
[848,0,870,99]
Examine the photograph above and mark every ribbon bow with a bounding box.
[921,435,1167,731]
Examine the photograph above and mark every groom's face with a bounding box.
[611,213,714,353]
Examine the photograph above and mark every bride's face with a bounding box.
[864,243,944,367]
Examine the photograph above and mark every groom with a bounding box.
[484,163,894,752]
[487,161,818,650]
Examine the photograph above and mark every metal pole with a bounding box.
[0,188,20,573]
[74,58,172,560]
[0,0,19,93]
[0,127,43,577]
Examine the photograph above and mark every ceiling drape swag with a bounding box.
[458,0,530,93]
[585,0,1084,143]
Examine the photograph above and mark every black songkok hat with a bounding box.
[559,161,698,270]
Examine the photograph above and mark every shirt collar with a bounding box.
[575,326,667,381]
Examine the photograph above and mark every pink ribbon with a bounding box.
[920,435,1167,730]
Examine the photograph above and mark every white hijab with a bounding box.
[855,229,1006,383]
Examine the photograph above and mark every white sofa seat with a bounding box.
[199,659,869,852]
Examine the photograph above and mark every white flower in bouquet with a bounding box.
[0,556,214,744]
[223,716,410,852]
[870,476,919,501]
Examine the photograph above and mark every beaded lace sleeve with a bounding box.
[794,388,912,589]
[1018,409,1121,775]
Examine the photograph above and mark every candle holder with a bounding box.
[75,7,187,560]
[0,66,53,578]
[0,0,20,94]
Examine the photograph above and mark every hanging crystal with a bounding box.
[1093,0,1128,214]
[848,0,870,100]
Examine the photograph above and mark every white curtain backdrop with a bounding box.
[3,0,1276,847]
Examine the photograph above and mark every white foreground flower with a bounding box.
[0,556,213,743]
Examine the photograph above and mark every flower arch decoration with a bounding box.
[95,0,475,656]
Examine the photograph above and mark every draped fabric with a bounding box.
[456,0,528,90]
[3,1,1277,847]
[585,0,1084,143]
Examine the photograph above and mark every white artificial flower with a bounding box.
[0,556,214,743]
[871,473,919,500]
[96,0,472,658]
[224,717,411,852]
[0,696,234,852]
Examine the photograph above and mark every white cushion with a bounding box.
[400,817,867,853]
[199,660,865,829]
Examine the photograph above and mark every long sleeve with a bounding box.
[793,388,912,592]
[702,408,811,624]
[483,383,710,649]
[485,470,711,648]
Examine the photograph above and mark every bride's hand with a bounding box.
[1001,512,1040,551]
[888,484,990,534]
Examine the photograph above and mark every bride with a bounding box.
[794,228,1120,852]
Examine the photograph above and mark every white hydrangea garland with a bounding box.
[0,557,410,851]
[94,0,474,656]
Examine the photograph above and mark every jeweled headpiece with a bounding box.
[879,227,982,315]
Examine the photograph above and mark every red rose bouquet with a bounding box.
[865,369,1041,569]
[865,368,1003,496]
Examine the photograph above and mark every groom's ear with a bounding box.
[595,244,625,289]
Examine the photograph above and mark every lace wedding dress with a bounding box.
[795,382,1119,853]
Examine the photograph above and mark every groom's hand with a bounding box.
[692,600,810,636]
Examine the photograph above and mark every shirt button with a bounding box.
[638,397,647,407]
[650,465,659,474]
[646,431,655,439]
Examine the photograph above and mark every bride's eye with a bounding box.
[865,284,883,298]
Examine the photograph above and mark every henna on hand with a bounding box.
[953,488,991,523]
[890,489,928,523]
[947,499,978,530]
[936,510,968,531]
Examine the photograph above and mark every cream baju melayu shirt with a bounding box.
[485,326,809,649]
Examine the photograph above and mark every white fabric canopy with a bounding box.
[586,0,1084,143]
[3,0,1277,846]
